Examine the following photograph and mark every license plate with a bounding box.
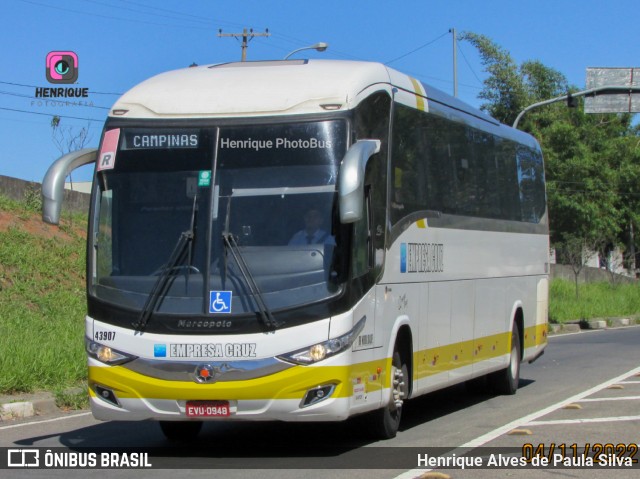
[185,400,230,417]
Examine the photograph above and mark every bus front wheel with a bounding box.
[370,350,408,439]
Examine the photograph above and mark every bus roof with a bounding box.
[111,59,384,119]
[110,59,535,146]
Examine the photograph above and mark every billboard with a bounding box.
[584,67,640,113]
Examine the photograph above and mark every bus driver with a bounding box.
[288,209,333,245]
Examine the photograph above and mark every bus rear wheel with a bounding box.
[489,328,521,395]
[159,421,203,441]
[370,350,408,439]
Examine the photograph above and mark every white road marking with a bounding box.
[0,412,93,431]
[392,365,640,479]
[526,415,640,426]
[461,365,640,448]
[578,396,640,402]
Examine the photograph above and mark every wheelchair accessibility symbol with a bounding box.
[209,291,232,314]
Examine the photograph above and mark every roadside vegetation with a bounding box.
[462,32,640,276]
[0,194,87,396]
[549,278,640,324]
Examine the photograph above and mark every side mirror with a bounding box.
[42,148,98,225]
[338,139,380,223]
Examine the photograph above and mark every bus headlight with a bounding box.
[86,338,137,365]
[278,317,366,365]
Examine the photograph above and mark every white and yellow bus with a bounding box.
[42,59,549,440]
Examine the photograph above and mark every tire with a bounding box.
[489,327,521,395]
[370,350,408,439]
[159,421,203,441]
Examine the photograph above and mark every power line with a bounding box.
[116,0,333,52]
[457,42,484,86]
[118,0,245,29]
[17,0,210,31]
[385,32,449,65]
[84,0,214,27]
[0,106,104,123]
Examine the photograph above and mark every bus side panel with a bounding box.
[473,278,508,377]
[413,282,451,396]
[449,280,475,384]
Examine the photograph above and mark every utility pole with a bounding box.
[449,28,458,97]
[218,28,270,62]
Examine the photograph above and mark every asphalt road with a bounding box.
[1,326,639,479]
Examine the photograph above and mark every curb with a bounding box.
[548,318,639,335]
[549,323,581,334]
[0,394,57,422]
[0,388,83,422]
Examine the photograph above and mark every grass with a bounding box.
[549,278,640,323]
[54,387,89,411]
[0,194,87,395]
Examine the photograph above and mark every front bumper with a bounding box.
[88,355,386,422]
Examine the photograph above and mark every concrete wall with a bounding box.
[0,174,90,214]
[551,264,636,284]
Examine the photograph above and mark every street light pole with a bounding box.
[284,42,329,60]
[513,85,640,129]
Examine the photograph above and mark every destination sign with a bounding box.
[122,130,200,150]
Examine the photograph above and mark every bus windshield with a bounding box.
[91,119,348,318]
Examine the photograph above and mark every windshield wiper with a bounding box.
[221,198,281,331]
[133,195,198,333]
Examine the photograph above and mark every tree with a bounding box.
[458,32,527,125]
[459,32,567,126]
[555,233,598,298]
[542,117,622,247]
[461,32,640,277]
[49,116,93,228]
[50,116,92,190]
[609,135,640,274]
[51,116,92,155]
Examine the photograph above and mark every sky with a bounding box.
[1,0,639,183]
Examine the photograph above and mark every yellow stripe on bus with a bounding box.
[412,325,547,381]
[88,327,546,401]
[409,77,426,111]
[524,322,548,350]
[413,331,508,380]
